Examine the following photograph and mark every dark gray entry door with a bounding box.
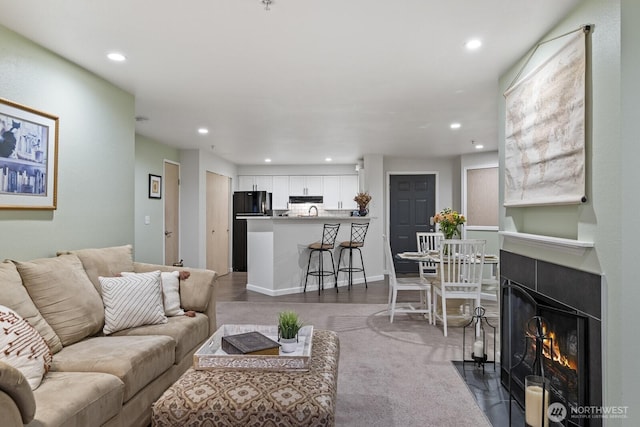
[389,174,436,274]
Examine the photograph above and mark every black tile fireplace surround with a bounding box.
[500,250,602,427]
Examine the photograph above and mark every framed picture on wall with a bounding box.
[0,98,59,210]
[149,174,162,199]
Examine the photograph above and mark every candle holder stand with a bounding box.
[462,306,496,373]
[508,316,556,427]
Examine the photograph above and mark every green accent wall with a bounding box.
[134,135,180,264]
[499,0,640,416]
[0,24,135,260]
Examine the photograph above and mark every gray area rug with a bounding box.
[216,301,492,427]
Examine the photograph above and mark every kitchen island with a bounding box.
[238,215,373,295]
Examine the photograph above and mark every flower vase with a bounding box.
[358,207,368,216]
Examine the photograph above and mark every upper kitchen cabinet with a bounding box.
[238,175,273,192]
[271,175,290,210]
[289,176,323,196]
[322,175,359,209]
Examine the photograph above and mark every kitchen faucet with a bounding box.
[309,205,318,216]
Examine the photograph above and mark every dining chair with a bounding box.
[431,239,486,336]
[416,232,444,284]
[383,235,433,324]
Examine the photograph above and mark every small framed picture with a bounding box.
[149,174,162,199]
[0,98,59,210]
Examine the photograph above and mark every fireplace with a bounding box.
[500,251,602,427]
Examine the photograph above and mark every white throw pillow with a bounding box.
[121,271,184,316]
[99,271,167,335]
[0,304,53,390]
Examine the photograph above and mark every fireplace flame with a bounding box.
[527,326,577,371]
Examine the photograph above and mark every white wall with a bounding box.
[0,24,135,260]
[179,148,237,269]
[499,0,639,418]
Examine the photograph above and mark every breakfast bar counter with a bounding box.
[238,215,372,295]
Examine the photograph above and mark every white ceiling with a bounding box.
[0,0,581,165]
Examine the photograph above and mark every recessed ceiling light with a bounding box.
[475,144,484,149]
[265,158,272,163]
[325,157,332,162]
[465,39,482,50]
[197,128,209,135]
[450,123,461,129]
[107,52,126,62]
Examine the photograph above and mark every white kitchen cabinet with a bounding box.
[271,175,290,209]
[238,175,273,192]
[289,176,323,196]
[322,175,358,209]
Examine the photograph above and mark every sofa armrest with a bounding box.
[133,262,217,334]
[0,361,36,424]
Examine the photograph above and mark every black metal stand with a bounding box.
[462,306,496,374]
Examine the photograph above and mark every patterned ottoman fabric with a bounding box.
[152,330,340,427]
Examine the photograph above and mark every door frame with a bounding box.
[163,160,181,265]
[385,171,440,268]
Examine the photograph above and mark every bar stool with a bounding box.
[304,223,341,294]
[337,222,369,290]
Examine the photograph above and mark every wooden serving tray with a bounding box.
[193,324,314,371]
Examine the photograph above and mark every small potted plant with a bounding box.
[278,310,303,353]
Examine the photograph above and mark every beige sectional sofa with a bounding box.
[0,245,217,427]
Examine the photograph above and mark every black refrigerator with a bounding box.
[232,191,272,271]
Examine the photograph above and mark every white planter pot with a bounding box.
[279,337,297,353]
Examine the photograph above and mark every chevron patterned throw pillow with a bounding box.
[99,270,167,335]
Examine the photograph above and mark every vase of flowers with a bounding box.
[433,207,466,240]
[354,192,372,216]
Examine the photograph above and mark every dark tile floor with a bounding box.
[453,361,525,426]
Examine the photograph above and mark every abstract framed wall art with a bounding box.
[149,174,162,199]
[0,98,59,210]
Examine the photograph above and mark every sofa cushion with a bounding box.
[13,254,104,346]
[0,260,62,354]
[0,360,36,424]
[113,312,209,362]
[58,244,134,295]
[50,335,175,402]
[32,371,124,427]
[99,271,168,335]
[0,305,52,390]
[122,270,184,316]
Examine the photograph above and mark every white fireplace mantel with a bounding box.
[499,231,594,256]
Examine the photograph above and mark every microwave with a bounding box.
[233,191,272,216]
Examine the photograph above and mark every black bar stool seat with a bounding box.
[337,222,369,290]
[304,223,341,294]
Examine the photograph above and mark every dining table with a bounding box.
[396,251,499,325]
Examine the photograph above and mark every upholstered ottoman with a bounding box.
[151,330,340,427]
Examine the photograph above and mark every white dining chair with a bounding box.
[416,232,444,284]
[432,239,486,336]
[383,235,433,324]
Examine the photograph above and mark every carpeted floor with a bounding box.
[216,301,493,427]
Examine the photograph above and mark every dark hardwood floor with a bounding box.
[214,272,394,304]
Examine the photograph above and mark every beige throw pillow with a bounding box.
[99,271,167,335]
[14,254,105,346]
[0,305,53,390]
[57,244,135,295]
[121,270,184,316]
[0,260,62,354]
